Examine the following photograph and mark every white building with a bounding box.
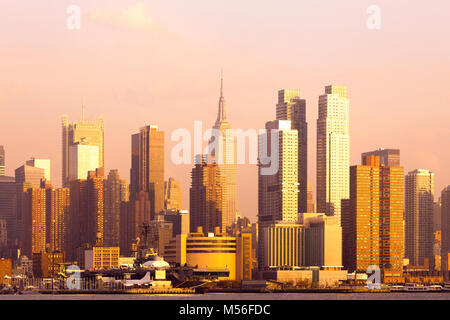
[68,144,100,181]
[258,120,299,268]
[211,75,237,230]
[316,85,350,225]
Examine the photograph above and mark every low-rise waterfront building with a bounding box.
[0,258,12,284]
[84,246,120,270]
[163,228,251,280]
[257,267,347,287]
[32,252,65,278]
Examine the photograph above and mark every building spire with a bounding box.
[216,69,226,123]
[220,69,224,98]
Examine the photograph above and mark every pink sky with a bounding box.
[1,0,449,222]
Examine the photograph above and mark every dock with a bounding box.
[39,287,197,295]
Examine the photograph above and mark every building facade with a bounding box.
[62,113,104,187]
[45,186,70,254]
[0,219,7,246]
[120,190,151,256]
[164,231,251,280]
[361,148,400,167]
[276,89,308,214]
[103,170,129,247]
[301,213,342,268]
[342,156,404,273]
[84,246,120,270]
[210,75,237,229]
[441,186,450,271]
[15,165,45,189]
[26,158,51,182]
[164,177,182,211]
[68,144,100,181]
[130,125,164,218]
[236,233,253,281]
[262,222,304,269]
[190,156,224,233]
[258,120,298,268]
[21,188,47,257]
[0,258,12,284]
[32,252,65,278]
[67,168,104,261]
[0,176,17,242]
[148,218,173,255]
[405,169,434,269]
[316,85,350,223]
[15,164,45,250]
[164,209,190,237]
[0,146,5,176]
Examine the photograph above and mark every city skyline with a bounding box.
[1,82,448,223]
[2,1,450,303]
[1,1,450,223]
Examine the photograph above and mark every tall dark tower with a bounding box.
[0,145,5,176]
[130,125,165,219]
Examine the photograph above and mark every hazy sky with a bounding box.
[1,0,449,222]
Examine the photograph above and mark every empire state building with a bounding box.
[211,74,237,231]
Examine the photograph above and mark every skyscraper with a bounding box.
[120,190,151,256]
[104,170,129,247]
[62,110,104,187]
[258,120,298,268]
[0,176,17,242]
[342,156,404,273]
[15,164,46,243]
[164,177,182,211]
[68,144,100,181]
[0,146,5,176]
[130,125,164,218]
[210,74,237,228]
[21,188,46,257]
[45,185,70,254]
[26,158,51,182]
[190,155,224,233]
[276,89,308,213]
[317,85,350,223]
[67,168,104,261]
[15,165,45,189]
[376,159,404,273]
[440,186,450,271]
[378,159,405,269]
[405,169,434,268]
[361,148,400,167]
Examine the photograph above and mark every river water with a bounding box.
[1,292,450,300]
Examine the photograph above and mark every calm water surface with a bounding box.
[1,293,450,300]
